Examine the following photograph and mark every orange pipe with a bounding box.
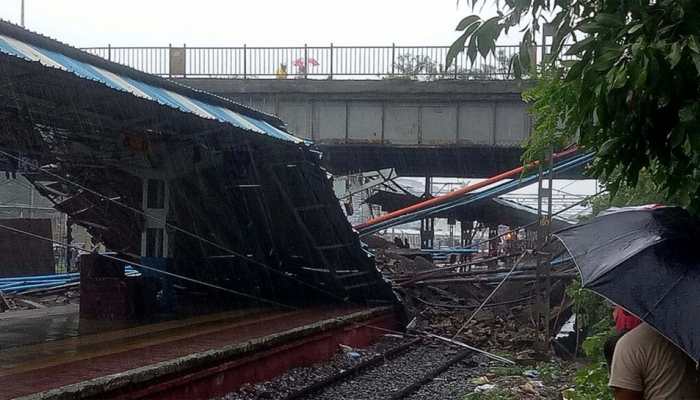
[354,147,579,230]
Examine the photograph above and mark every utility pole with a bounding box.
[534,148,554,353]
[20,0,25,27]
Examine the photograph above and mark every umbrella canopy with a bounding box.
[554,206,700,363]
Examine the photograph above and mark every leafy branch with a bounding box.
[448,1,700,212]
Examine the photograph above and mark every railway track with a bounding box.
[281,337,478,400]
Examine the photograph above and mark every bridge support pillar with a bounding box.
[420,218,434,250]
[420,176,434,250]
[488,225,499,268]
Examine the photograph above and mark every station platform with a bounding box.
[0,305,400,399]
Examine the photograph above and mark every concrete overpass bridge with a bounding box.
[179,78,532,177]
[82,44,546,177]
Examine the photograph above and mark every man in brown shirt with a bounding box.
[609,322,700,399]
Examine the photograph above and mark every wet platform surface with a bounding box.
[0,306,368,399]
[0,304,80,350]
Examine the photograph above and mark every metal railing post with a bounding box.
[168,43,172,78]
[454,50,459,79]
[304,43,308,78]
[330,43,334,79]
[80,44,521,81]
[243,44,247,79]
[183,43,187,78]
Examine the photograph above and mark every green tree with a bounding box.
[448,1,700,212]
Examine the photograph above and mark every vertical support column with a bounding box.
[168,43,172,78]
[491,102,498,146]
[65,217,72,272]
[243,44,247,79]
[535,149,554,353]
[420,176,434,250]
[488,225,498,268]
[541,23,554,65]
[344,102,350,143]
[459,220,475,268]
[447,216,455,249]
[420,218,434,250]
[182,43,187,78]
[380,101,386,144]
[140,177,169,259]
[139,176,173,313]
[304,43,309,79]
[329,42,334,79]
[460,220,472,248]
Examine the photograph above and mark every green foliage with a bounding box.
[391,54,441,79]
[572,361,613,400]
[565,280,615,400]
[522,71,578,162]
[572,328,614,400]
[389,50,510,81]
[450,0,700,212]
[566,280,612,334]
[490,364,524,377]
[489,361,561,384]
[537,361,563,385]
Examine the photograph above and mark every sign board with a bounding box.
[169,47,186,77]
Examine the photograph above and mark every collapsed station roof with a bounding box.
[0,20,395,307]
[0,20,299,144]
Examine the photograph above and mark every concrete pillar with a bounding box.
[140,177,169,258]
[420,217,434,250]
[420,176,434,249]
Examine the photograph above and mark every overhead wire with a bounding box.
[464,189,605,252]
[1,140,593,348]
[0,221,295,310]
[450,251,530,340]
[0,148,355,304]
[0,220,422,340]
[358,152,594,236]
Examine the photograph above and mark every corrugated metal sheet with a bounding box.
[0,34,302,144]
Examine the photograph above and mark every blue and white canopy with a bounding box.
[0,32,302,144]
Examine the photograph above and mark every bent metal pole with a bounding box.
[354,147,579,232]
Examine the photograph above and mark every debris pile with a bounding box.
[381,246,577,356]
[0,267,144,312]
[0,286,79,312]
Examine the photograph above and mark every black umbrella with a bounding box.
[554,206,700,363]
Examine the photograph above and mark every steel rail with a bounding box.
[283,338,423,400]
[389,348,474,399]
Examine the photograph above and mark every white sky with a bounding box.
[0,0,515,47]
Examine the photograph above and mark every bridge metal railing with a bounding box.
[81,44,545,80]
